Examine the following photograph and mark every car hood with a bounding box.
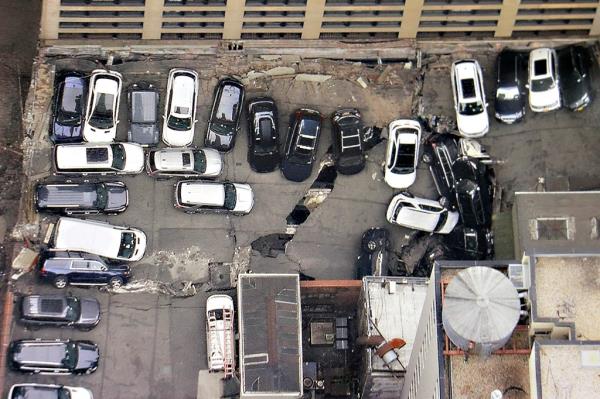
[66,387,94,399]
[203,148,223,176]
[561,80,590,108]
[384,169,416,189]
[129,124,159,146]
[162,125,194,147]
[77,298,101,326]
[233,184,254,213]
[105,184,128,211]
[206,125,235,151]
[76,343,100,371]
[529,86,560,108]
[495,97,524,116]
[456,111,489,138]
[123,144,145,173]
[52,122,83,143]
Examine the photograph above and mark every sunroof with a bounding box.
[86,147,109,163]
[40,298,65,314]
[460,78,476,98]
[534,59,547,76]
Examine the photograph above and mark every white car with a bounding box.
[386,192,459,234]
[451,60,489,138]
[146,147,222,178]
[206,295,235,372]
[174,180,254,214]
[384,119,421,189]
[53,217,147,262]
[7,384,93,399]
[54,142,144,175]
[163,68,199,147]
[83,69,122,143]
[528,48,561,112]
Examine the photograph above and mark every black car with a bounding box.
[331,109,366,175]
[247,97,280,173]
[444,226,494,260]
[495,50,526,124]
[19,294,100,330]
[8,339,99,375]
[422,134,460,202]
[35,181,128,215]
[281,108,322,182]
[558,45,593,111]
[356,228,393,279]
[205,77,245,152]
[50,71,86,143]
[38,251,131,289]
[7,384,94,399]
[128,82,160,146]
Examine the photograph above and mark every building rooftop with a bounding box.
[533,256,600,340]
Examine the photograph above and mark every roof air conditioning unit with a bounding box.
[508,263,530,290]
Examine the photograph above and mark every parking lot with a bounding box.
[7,44,600,398]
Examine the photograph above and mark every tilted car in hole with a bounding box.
[386,192,459,234]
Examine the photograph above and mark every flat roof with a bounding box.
[512,191,600,257]
[533,256,600,340]
[238,274,302,398]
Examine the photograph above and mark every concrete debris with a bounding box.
[245,71,267,81]
[259,55,281,61]
[404,61,413,70]
[376,65,394,85]
[10,223,39,242]
[281,55,301,64]
[356,76,368,89]
[109,279,198,297]
[264,66,296,76]
[295,73,332,82]
[11,247,38,271]
[230,245,251,286]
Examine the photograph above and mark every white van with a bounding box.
[52,217,147,262]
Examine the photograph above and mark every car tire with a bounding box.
[53,276,68,289]
[422,153,432,164]
[108,277,124,289]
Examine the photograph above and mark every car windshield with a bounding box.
[167,115,192,131]
[111,144,126,170]
[391,143,416,173]
[193,151,207,173]
[62,342,78,369]
[65,297,81,322]
[210,120,233,135]
[89,93,114,129]
[223,183,237,211]
[459,101,484,115]
[118,232,136,259]
[94,184,108,209]
[496,86,520,101]
[531,76,554,92]
[434,211,449,231]
[58,83,83,123]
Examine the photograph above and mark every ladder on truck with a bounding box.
[222,308,235,377]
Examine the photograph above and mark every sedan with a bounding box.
[384,119,421,189]
[146,147,223,178]
[494,50,526,124]
[331,109,366,175]
[50,71,86,143]
[163,68,199,147]
[7,384,93,399]
[386,192,459,234]
[558,45,593,111]
[205,77,245,152]
[528,48,561,112]
[451,59,489,138]
[281,108,322,182]
[83,69,122,143]
[247,97,280,173]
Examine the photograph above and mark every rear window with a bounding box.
[534,59,547,76]
[86,147,109,163]
[215,84,241,122]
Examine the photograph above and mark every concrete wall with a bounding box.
[42,0,600,41]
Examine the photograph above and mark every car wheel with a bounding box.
[53,276,68,289]
[367,240,378,252]
[108,277,123,289]
[439,196,450,209]
[422,153,432,164]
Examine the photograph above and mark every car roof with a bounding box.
[55,218,123,257]
[55,144,112,169]
[171,73,196,116]
[454,61,480,99]
[131,90,157,123]
[12,341,67,366]
[179,182,225,206]
[497,51,520,86]
[22,295,69,317]
[215,83,242,122]
[154,149,194,171]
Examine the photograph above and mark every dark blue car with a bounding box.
[50,71,87,143]
[281,108,322,182]
[39,251,130,289]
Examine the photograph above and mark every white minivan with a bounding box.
[53,217,147,262]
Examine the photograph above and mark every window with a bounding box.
[72,260,90,270]
[530,217,574,240]
[86,147,109,163]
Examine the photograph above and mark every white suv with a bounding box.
[384,119,421,189]
[451,60,489,138]
[163,68,199,147]
[386,192,459,234]
[54,143,144,175]
[146,147,223,178]
[174,180,254,214]
[528,48,561,112]
[83,69,122,143]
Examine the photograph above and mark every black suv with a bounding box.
[281,108,322,182]
[35,181,128,215]
[247,97,280,173]
[331,109,366,175]
[558,45,593,111]
[205,77,245,152]
[38,251,131,289]
[495,50,526,124]
[356,228,393,279]
[8,339,99,375]
[19,295,100,330]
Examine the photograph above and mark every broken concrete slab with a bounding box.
[376,65,394,85]
[11,247,37,271]
[295,73,332,82]
[259,55,281,61]
[356,76,368,89]
[263,66,296,76]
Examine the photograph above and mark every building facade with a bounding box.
[42,0,600,42]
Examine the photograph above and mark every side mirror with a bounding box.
[525,84,530,89]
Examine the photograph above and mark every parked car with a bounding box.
[50,71,87,143]
[7,384,93,399]
[451,59,489,138]
[451,157,495,229]
[281,109,322,182]
[495,50,526,124]
[53,142,144,175]
[127,82,160,146]
[206,295,235,372]
[53,217,147,262]
[83,69,122,143]
[205,78,245,152]
[146,147,222,178]
[38,251,131,289]
[8,339,99,375]
[558,45,593,111]
[18,294,100,330]
[34,181,128,215]
[386,192,459,234]
[528,48,561,112]
[384,119,421,188]
[247,97,280,173]
[331,109,366,175]
[356,228,393,279]
[174,180,254,215]
[163,68,199,147]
